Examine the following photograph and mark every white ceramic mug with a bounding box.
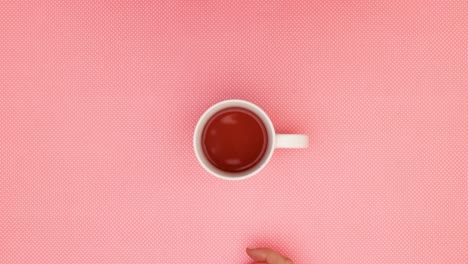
[193,99,308,180]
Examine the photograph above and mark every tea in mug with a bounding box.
[201,107,268,172]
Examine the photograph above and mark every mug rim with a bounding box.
[193,99,276,180]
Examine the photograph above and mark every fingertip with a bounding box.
[246,248,294,264]
[246,247,266,261]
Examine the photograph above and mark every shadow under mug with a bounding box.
[194,99,308,180]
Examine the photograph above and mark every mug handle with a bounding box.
[275,134,309,148]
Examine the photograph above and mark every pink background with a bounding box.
[1,2,467,263]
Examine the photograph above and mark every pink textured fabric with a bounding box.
[1,2,467,263]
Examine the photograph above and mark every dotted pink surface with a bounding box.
[1,2,467,263]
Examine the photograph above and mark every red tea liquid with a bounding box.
[202,107,268,172]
